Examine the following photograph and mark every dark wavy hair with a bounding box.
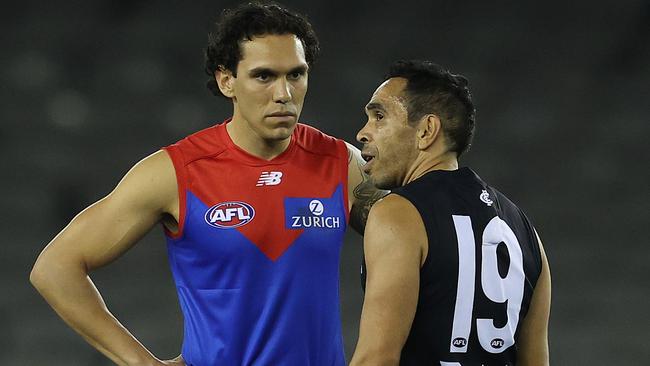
[386,60,476,157]
[204,2,320,97]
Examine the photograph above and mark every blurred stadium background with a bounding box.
[2,0,649,364]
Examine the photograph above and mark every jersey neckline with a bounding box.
[215,118,297,166]
[417,167,477,182]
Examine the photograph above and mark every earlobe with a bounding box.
[215,67,235,98]
[417,114,441,150]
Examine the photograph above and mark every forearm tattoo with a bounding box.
[349,152,388,235]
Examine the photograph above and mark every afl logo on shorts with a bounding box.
[205,201,255,229]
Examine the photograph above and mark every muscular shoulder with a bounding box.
[365,194,428,267]
[367,194,421,231]
[108,150,177,215]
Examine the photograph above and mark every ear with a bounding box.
[416,114,442,150]
[215,66,235,98]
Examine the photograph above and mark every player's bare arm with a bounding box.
[517,232,551,366]
[30,150,184,366]
[346,142,389,234]
[350,194,428,366]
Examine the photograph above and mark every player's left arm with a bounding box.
[350,195,427,366]
[516,230,551,366]
[346,142,389,234]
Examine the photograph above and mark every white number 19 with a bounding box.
[449,215,525,354]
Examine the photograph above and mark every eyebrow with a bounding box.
[365,102,386,113]
[289,65,309,74]
[248,65,309,77]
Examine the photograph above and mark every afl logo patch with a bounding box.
[490,338,504,349]
[452,337,467,347]
[204,201,255,229]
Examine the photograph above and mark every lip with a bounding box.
[360,152,374,162]
[362,158,373,174]
[266,111,296,118]
[360,151,375,174]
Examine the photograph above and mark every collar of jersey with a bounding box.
[419,167,475,181]
[216,119,297,166]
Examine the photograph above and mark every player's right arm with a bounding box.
[350,195,427,366]
[29,150,183,366]
[516,232,551,366]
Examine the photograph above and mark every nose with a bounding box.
[356,122,370,144]
[273,78,292,104]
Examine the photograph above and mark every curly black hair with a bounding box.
[386,60,476,157]
[204,2,320,97]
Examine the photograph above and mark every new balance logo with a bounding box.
[256,171,283,186]
[480,189,494,206]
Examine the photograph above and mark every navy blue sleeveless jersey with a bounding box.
[362,168,542,366]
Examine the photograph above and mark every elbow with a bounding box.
[30,256,51,292]
[30,251,72,293]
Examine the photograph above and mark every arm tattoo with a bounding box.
[349,154,389,235]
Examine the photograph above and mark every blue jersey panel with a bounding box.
[165,187,346,366]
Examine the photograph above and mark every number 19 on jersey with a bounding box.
[449,215,525,354]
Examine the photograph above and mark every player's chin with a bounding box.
[370,171,399,190]
[268,123,297,139]
[367,172,386,190]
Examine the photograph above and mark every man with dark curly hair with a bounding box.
[30,2,385,365]
[350,60,551,366]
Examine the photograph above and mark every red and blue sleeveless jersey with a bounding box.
[162,120,349,366]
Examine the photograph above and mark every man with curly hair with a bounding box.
[30,3,384,365]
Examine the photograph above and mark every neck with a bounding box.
[227,113,291,161]
[402,151,459,186]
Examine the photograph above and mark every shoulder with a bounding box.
[108,150,177,212]
[366,194,425,240]
[293,123,345,159]
[364,194,428,265]
[121,150,175,182]
[369,194,419,221]
[164,123,228,165]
